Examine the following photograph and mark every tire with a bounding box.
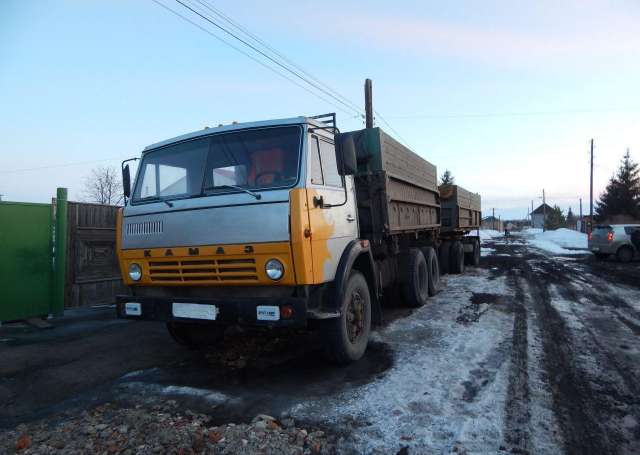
[449,241,465,274]
[438,241,452,275]
[422,246,441,296]
[166,322,225,349]
[594,253,608,261]
[465,239,480,266]
[616,246,633,263]
[401,248,430,307]
[322,271,372,365]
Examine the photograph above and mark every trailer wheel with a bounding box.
[322,271,371,365]
[402,248,430,307]
[449,241,465,274]
[465,239,481,266]
[166,322,225,349]
[438,241,451,274]
[422,247,441,296]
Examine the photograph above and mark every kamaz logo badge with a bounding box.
[164,249,173,256]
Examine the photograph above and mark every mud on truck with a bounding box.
[116,114,481,364]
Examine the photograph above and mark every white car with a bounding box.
[589,224,640,262]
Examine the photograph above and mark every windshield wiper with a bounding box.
[205,184,261,200]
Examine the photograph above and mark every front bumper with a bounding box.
[116,295,308,327]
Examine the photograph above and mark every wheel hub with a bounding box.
[347,290,365,343]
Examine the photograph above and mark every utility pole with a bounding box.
[364,78,373,129]
[543,189,546,232]
[531,200,534,227]
[492,208,495,230]
[579,197,583,232]
[589,139,594,234]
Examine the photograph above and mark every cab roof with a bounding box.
[143,116,331,152]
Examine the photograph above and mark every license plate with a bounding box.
[125,302,142,316]
[257,305,280,321]
[172,303,218,320]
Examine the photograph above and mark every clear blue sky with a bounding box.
[2,0,640,219]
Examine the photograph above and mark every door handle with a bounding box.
[346,214,355,222]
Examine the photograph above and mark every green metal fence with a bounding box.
[0,188,67,322]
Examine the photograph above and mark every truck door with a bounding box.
[307,134,359,283]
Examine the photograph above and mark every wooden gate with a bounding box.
[65,202,126,307]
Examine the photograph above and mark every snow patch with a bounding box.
[288,270,515,453]
[526,228,588,255]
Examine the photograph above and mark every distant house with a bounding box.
[530,203,553,229]
[481,216,503,232]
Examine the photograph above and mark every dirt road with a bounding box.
[1,232,639,454]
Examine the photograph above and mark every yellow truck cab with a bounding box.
[117,113,481,363]
[117,114,376,363]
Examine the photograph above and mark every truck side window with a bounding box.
[310,136,324,185]
[139,164,158,198]
[318,139,342,187]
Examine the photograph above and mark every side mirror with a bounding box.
[335,133,357,176]
[122,164,131,199]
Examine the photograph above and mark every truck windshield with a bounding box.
[132,126,301,203]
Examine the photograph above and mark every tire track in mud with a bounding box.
[518,259,615,455]
[502,272,531,454]
[483,240,619,455]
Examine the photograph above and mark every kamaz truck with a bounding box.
[116,113,480,363]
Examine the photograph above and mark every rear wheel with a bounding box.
[449,241,465,274]
[438,241,451,275]
[166,322,226,349]
[322,271,372,365]
[465,239,480,266]
[616,246,633,263]
[402,248,430,307]
[422,247,441,296]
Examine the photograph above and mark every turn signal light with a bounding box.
[607,232,614,242]
[281,306,294,319]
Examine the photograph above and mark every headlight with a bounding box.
[265,259,284,281]
[128,263,142,281]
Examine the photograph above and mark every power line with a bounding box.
[385,107,640,120]
[150,0,356,118]
[171,0,364,117]
[373,109,414,150]
[193,0,365,117]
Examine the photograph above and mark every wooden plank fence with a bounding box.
[64,202,127,308]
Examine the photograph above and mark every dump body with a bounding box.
[344,127,440,246]
[439,184,481,234]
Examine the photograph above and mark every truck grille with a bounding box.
[148,258,258,283]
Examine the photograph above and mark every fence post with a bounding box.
[53,187,68,316]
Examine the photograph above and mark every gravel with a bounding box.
[1,403,336,455]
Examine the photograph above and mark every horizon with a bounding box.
[2,0,639,220]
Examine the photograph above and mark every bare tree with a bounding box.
[82,166,123,205]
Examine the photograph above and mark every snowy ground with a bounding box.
[519,228,588,255]
[2,233,640,454]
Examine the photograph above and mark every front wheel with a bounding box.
[322,271,372,365]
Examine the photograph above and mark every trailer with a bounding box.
[115,113,482,364]
[438,184,482,271]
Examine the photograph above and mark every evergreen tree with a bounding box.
[567,207,575,222]
[595,150,640,220]
[545,205,566,230]
[440,170,454,185]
